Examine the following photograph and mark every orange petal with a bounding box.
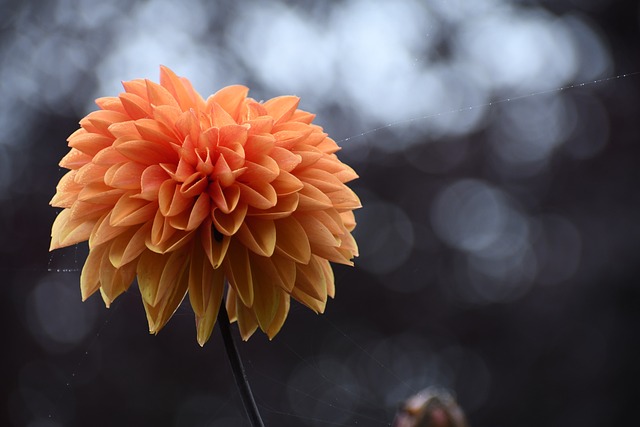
[50,209,94,251]
[108,224,145,268]
[180,173,208,198]
[67,129,114,156]
[135,118,179,146]
[145,78,180,109]
[169,192,210,231]
[246,193,299,220]
[266,291,290,339]
[59,148,92,170]
[212,203,247,236]
[296,182,334,211]
[295,256,327,302]
[138,165,170,201]
[78,183,123,205]
[99,249,136,305]
[188,248,225,346]
[50,171,82,208]
[110,196,157,227]
[211,85,249,121]
[89,211,129,248]
[271,170,303,195]
[274,215,311,264]
[115,221,153,266]
[95,96,127,115]
[80,243,107,301]
[250,259,279,333]
[159,65,198,112]
[290,286,325,314]
[245,116,274,134]
[297,168,345,193]
[237,181,277,210]
[239,156,280,184]
[209,181,241,214]
[150,209,177,247]
[207,100,237,127]
[84,110,130,136]
[115,138,178,165]
[158,179,193,217]
[104,162,146,190]
[296,213,339,247]
[138,249,187,307]
[74,163,108,186]
[119,92,151,119]
[138,250,190,333]
[262,95,300,124]
[235,297,258,341]
[201,220,230,268]
[244,134,275,160]
[235,219,276,257]
[91,146,130,166]
[270,147,302,172]
[223,240,253,307]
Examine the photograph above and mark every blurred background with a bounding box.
[1,0,639,426]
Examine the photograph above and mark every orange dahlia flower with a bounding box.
[50,66,360,345]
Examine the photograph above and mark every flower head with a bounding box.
[50,66,360,345]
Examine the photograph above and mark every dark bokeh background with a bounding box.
[2,0,639,426]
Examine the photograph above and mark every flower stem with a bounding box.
[217,299,265,427]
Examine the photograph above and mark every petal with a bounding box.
[212,203,247,236]
[67,130,114,156]
[270,147,302,173]
[295,256,327,302]
[235,297,259,341]
[211,85,249,121]
[137,165,170,201]
[110,197,157,227]
[138,249,189,308]
[201,220,230,268]
[223,240,253,307]
[209,181,241,214]
[159,65,198,112]
[169,192,210,231]
[246,193,299,220]
[145,78,180,109]
[99,250,136,305]
[80,244,107,301]
[262,95,300,124]
[207,100,237,127]
[188,247,225,346]
[115,138,178,165]
[236,219,276,257]
[89,211,129,248]
[104,162,146,190]
[138,250,190,334]
[274,215,311,264]
[250,258,279,334]
[59,148,92,170]
[266,291,290,339]
[237,181,277,210]
[158,179,193,217]
[109,223,150,268]
[297,168,345,193]
[119,92,151,119]
[296,213,339,247]
[296,182,334,211]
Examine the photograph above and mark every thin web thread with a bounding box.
[337,72,640,144]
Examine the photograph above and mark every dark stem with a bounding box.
[217,298,265,427]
